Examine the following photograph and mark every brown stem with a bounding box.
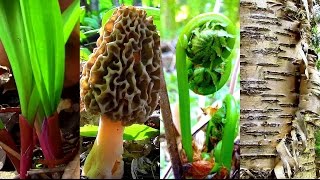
[159,64,182,179]
[0,141,20,160]
[0,107,21,113]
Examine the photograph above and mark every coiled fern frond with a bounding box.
[186,20,235,95]
[176,13,237,162]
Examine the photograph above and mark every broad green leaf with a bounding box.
[63,0,80,44]
[123,124,159,140]
[27,86,40,121]
[83,17,100,29]
[0,1,33,121]
[80,124,159,140]
[20,0,65,117]
[99,0,114,11]
[80,31,87,42]
[80,48,92,61]
[120,0,134,5]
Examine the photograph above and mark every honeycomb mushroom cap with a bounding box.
[80,6,160,126]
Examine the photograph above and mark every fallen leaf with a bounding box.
[0,65,12,86]
[185,160,214,179]
[61,152,80,179]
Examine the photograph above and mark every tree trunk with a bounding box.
[240,0,319,178]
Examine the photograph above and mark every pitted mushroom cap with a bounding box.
[80,6,160,126]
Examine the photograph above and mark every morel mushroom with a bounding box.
[80,6,160,179]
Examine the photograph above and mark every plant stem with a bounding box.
[35,112,63,167]
[220,94,237,171]
[19,115,34,179]
[176,13,236,162]
[160,65,182,179]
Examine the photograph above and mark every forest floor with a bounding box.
[0,79,80,179]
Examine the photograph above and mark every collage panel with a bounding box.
[0,0,319,179]
[0,0,80,179]
[160,0,240,179]
[79,0,160,179]
[240,0,320,179]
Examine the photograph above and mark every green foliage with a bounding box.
[206,94,238,172]
[80,124,159,140]
[205,103,226,151]
[63,0,81,43]
[220,0,240,23]
[0,1,38,122]
[81,47,92,61]
[315,130,320,158]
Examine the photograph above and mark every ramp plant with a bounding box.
[0,0,79,178]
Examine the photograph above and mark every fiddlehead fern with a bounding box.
[176,13,237,162]
[186,19,235,95]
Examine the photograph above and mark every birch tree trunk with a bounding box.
[240,0,320,178]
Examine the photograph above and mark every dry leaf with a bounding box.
[185,160,214,179]
[57,99,72,113]
[61,152,80,179]
[0,65,12,86]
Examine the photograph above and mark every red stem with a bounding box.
[35,112,63,167]
[19,115,34,179]
[0,129,20,172]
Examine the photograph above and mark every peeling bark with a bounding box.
[292,53,320,178]
[241,0,320,179]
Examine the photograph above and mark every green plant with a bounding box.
[0,0,79,178]
[210,94,238,172]
[176,12,237,162]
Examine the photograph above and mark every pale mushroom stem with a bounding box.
[82,114,124,179]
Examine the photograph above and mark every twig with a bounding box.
[27,166,66,175]
[0,107,21,113]
[0,141,20,160]
[160,63,182,179]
